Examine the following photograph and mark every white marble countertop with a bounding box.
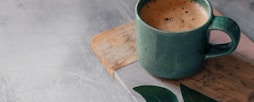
[0,0,253,102]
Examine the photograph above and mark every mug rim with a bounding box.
[135,0,214,35]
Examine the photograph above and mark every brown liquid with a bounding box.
[140,0,209,32]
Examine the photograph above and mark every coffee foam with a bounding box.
[140,0,209,32]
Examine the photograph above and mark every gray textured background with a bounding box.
[0,0,253,102]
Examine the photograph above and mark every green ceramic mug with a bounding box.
[135,0,240,79]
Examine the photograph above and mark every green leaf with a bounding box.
[180,84,217,102]
[133,85,178,102]
[133,84,218,102]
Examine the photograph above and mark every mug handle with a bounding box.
[205,16,240,59]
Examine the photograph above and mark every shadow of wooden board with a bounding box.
[91,9,254,102]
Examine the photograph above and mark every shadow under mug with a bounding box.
[135,0,240,79]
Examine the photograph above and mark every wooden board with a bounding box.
[91,10,254,102]
[91,22,136,76]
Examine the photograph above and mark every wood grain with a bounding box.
[91,9,254,101]
[167,54,254,102]
[91,21,136,75]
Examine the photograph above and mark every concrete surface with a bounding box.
[0,0,253,102]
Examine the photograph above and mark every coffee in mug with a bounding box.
[135,0,240,79]
[140,0,209,32]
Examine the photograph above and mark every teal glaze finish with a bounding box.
[206,16,241,58]
[135,0,240,79]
